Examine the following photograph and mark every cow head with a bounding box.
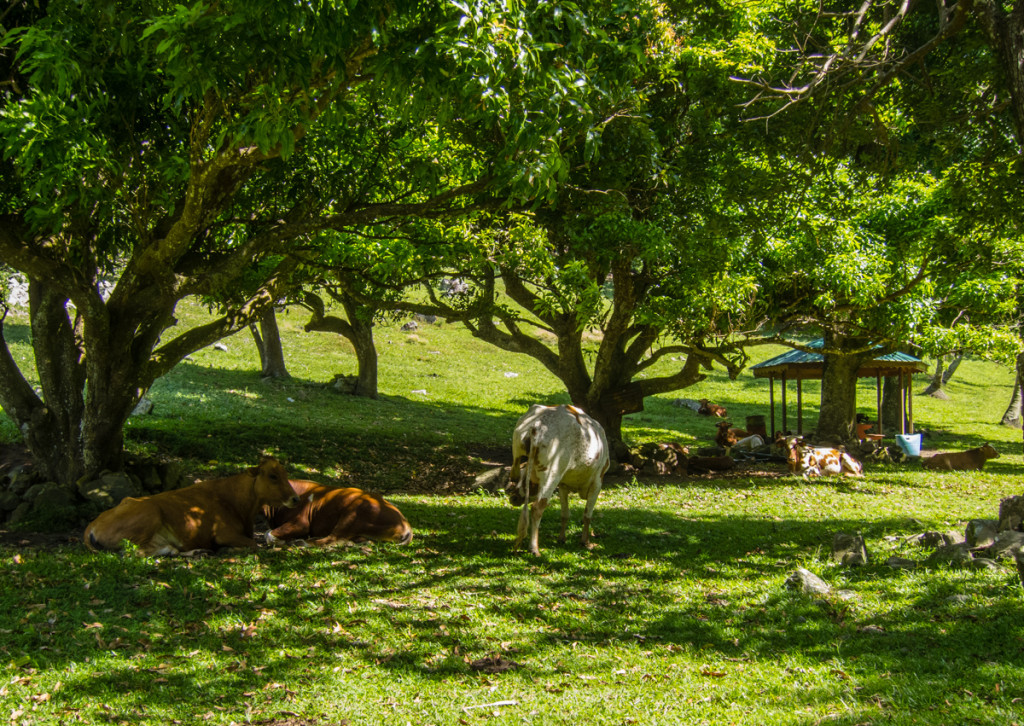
[980,443,1000,461]
[250,457,300,508]
[506,464,537,507]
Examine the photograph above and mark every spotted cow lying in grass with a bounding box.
[787,439,864,479]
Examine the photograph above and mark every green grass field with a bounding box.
[1,304,1023,725]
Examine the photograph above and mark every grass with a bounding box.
[1,301,1023,725]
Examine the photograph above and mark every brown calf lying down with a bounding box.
[714,421,751,450]
[698,399,727,417]
[922,443,1000,471]
[264,480,413,547]
[84,457,299,556]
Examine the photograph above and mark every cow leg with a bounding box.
[266,518,311,545]
[580,479,601,550]
[527,497,550,556]
[557,487,570,544]
[513,503,531,551]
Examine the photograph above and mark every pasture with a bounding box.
[1,305,1023,725]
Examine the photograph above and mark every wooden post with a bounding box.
[898,369,906,435]
[796,376,803,435]
[781,373,788,433]
[876,371,882,437]
[769,376,776,438]
[908,370,914,433]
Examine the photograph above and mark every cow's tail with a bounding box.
[521,428,542,500]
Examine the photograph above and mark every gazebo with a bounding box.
[750,340,928,439]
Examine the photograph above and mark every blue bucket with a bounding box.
[896,433,922,457]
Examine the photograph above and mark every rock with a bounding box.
[413,313,437,324]
[332,375,359,395]
[965,519,999,548]
[0,490,20,513]
[924,542,973,568]
[785,568,831,596]
[401,321,418,331]
[998,495,1024,532]
[1011,549,1024,589]
[131,463,164,494]
[473,467,507,494]
[945,594,971,605]
[7,501,31,525]
[213,342,228,352]
[985,530,1024,560]
[6,469,35,497]
[886,556,917,570]
[908,531,956,549]
[27,482,76,511]
[78,471,142,509]
[158,461,186,491]
[833,532,869,566]
[131,398,154,416]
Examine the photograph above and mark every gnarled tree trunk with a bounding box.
[302,291,379,398]
[250,307,290,379]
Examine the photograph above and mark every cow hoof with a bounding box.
[181,548,213,558]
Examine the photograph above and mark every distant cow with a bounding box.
[922,443,1000,471]
[714,421,751,451]
[506,404,609,556]
[788,439,864,479]
[264,480,413,547]
[84,457,300,556]
[698,399,728,417]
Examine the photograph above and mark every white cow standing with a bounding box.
[506,404,610,556]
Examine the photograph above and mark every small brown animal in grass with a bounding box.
[714,421,751,450]
[921,443,1000,471]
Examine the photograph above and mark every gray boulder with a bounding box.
[785,568,831,596]
[832,532,869,566]
[78,471,142,509]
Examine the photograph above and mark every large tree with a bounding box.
[733,0,1024,442]
[0,0,615,484]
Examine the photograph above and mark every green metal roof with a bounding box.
[751,338,926,379]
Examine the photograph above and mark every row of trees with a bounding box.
[1,0,1022,484]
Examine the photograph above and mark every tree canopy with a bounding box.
[1,0,1022,480]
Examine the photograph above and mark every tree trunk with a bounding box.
[251,307,290,379]
[815,333,874,444]
[302,291,378,398]
[882,374,904,434]
[942,354,963,384]
[1002,352,1024,428]
[0,281,140,483]
[921,356,951,399]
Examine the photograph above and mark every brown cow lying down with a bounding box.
[263,480,413,547]
[84,457,300,556]
[922,443,1000,471]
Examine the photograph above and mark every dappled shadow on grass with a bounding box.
[3,489,1023,723]
[129,362,549,489]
